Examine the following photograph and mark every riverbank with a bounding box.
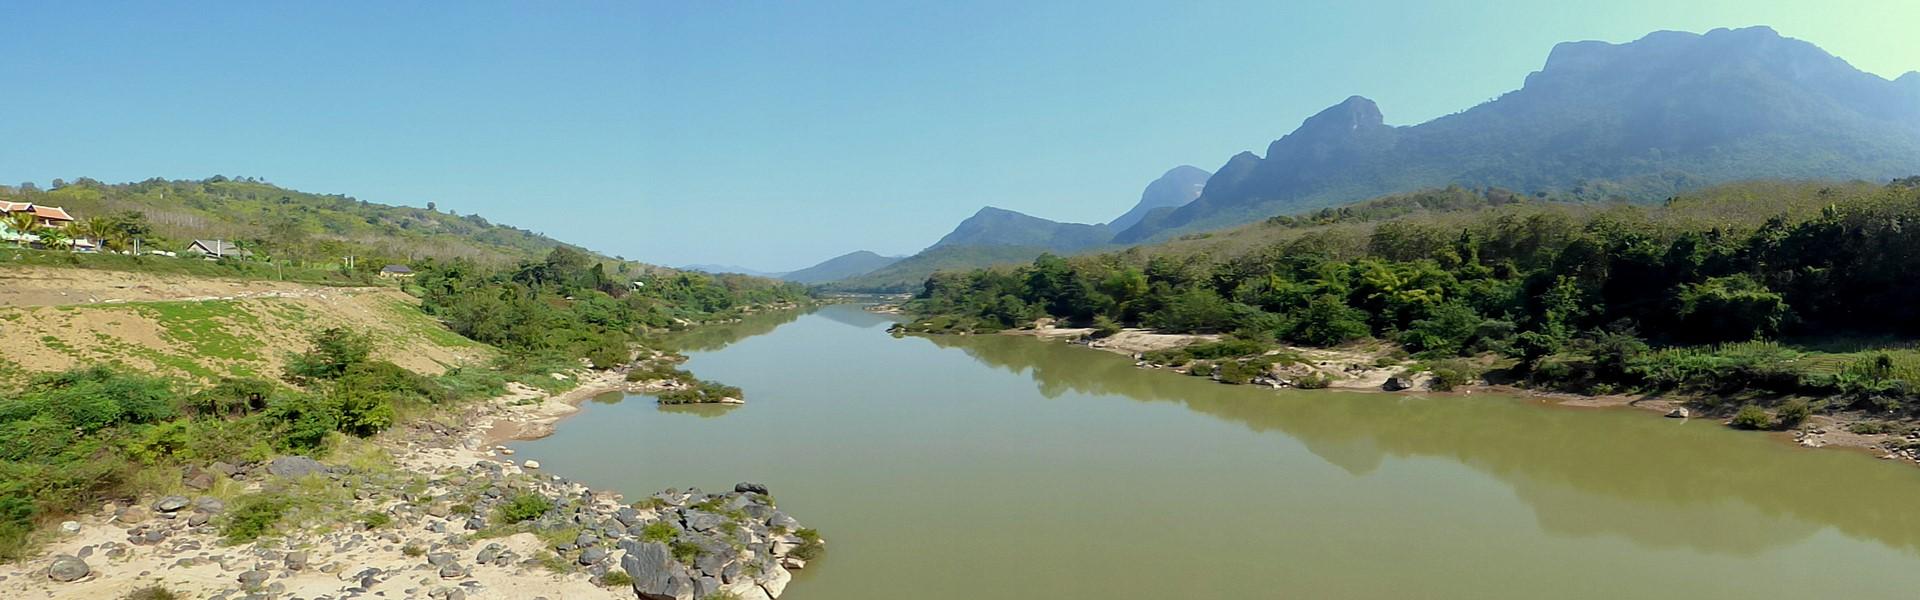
[985,325,1920,467]
[0,368,819,600]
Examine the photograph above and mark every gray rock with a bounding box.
[476,543,504,564]
[47,555,88,582]
[463,516,485,531]
[733,482,769,495]
[193,496,225,514]
[683,510,730,532]
[238,569,269,587]
[575,532,598,548]
[182,466,215,491]
[1383,376,1413,392]
[426,552,457,568]
[621,540,697,600]
[579,547,607,565]
[187,513,211,527]
[117,505,151,524]
[1666,407,1691,419]
[285,551,309,571]
[614,507,643,528]
[439,563,466,579]
[766,512,799,531]
[154,495,191,512]
[266,456,325,479]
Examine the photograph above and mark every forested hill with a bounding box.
[0,176,587,268]
[1116,26,1920,242]
[905,178,1920,423]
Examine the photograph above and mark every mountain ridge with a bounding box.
[1115,26,1920,242]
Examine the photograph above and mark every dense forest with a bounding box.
[905,178,1920,426]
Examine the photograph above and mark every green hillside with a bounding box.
[2,176,583,269]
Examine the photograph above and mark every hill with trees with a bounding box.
[1115,26,1920,242]
[0,176,592,271]
[902,177,1920,429]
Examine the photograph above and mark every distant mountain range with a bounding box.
[681,264,787,278]
[1117,26,1920,241]
[820,26,1920,290]
[780,251,902,284]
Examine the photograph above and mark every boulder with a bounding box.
[238,570,269,587]
[733,482,770,496]
[522,460,541,470]
[58,521,81,534]
[267,456,325,479]
[193,496,226,514]
[756,563,793,597]
[1666,408,1690,419]
[1382,376,1413,392]
[620,540,698,600]
[47,555,88,582]
[153,495,191,513]
[182,466,215,491]
[580,547,608,565]
[117,505,151,524]
[683,510,730,532]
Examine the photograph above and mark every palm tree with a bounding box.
[70,217,112,251]
[36,226,70,251]
[4,211,40,247]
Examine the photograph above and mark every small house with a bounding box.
[185,239,252,260]
[379,265,415,278]
[0,202,76,244]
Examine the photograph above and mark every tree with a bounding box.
[1290,294,1371,346]
[4,211,40,246]
[285,328,375,383]
[1674,274,1791,342]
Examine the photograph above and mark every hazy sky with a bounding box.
[3,1,1916,270]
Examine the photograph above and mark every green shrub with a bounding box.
[656,380,744,405]
[1215,360,1265,385]
[1294,373,1334,389]
[221,493,291,544]
[1427,360,1476,392]
[284,327,374,383]
[494,493,553,525]
[1774,399,1813,429]
[360,511,393,529]
[1730,405,1774,430]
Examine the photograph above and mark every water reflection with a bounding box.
[924,333,1920,558]
[663,308,810,352]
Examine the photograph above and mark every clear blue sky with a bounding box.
[3,1,1916,270]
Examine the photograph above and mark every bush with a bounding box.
[360,511,393,529]
[669,539,704,562]
[1294,372,1335,389]
[656,380,743,405]
[222,493,291,544]
[1774,399,1813,429]
[1428,361,1474,391]
[1215,360,1265,385]
[494,493,553,524]
[1730,405,1774,430]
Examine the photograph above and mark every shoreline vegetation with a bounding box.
[0,246,823,599]
[890,178,1920,465]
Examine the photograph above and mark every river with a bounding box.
[513,304,1920,599]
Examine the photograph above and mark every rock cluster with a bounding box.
[617,482,814,600]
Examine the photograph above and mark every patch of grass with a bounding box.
[789,527,824,561]
[640,521,679,543]
[402,543,426,557]
[359,511,392,529]
[598,570,633,588]
[669,539,704,563]
[121,586,182,600]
